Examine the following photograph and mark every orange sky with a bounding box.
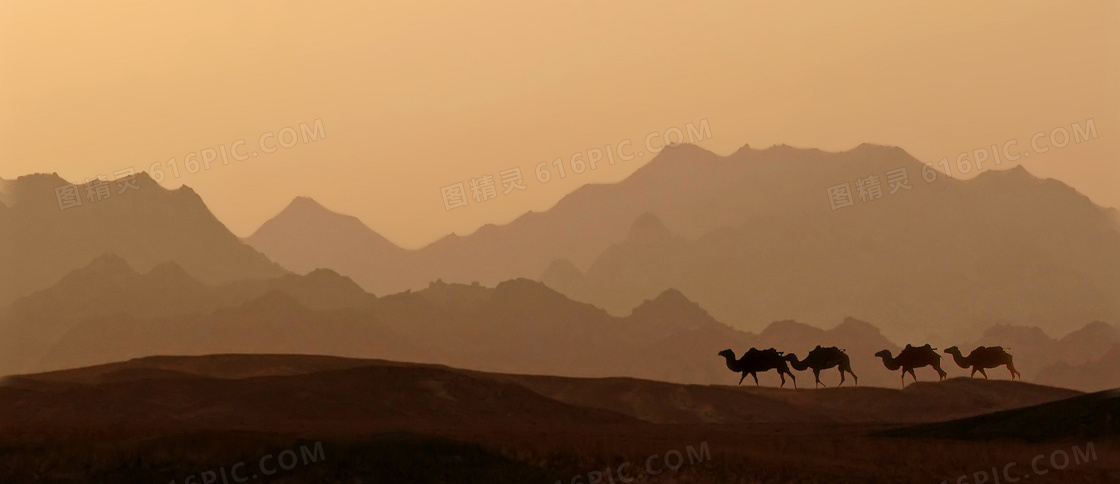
[2,1,1117,248]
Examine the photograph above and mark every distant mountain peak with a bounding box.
[625,213,672,244]
[849,142,906,154]
[1062,320,1117,341]
[630,288,709,320]
[759,319,820,337]
[289,195,324,209]
[540,258,582,280]
[834,316,884,336]
[974,164,1039,183]
[647,287,694,306]
[304,267,345,279]
[494,277,555,295]
[979,324,1054,343]
[280,196,333,215]
[248,196,402,251]
[624,144,722,183]
[15,172,67,185]
[83,253,135,274]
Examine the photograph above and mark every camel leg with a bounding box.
[907,368,918,383]
[843,363,858,387]
[978,368,989,380]
[814,369,824,388]
[789,370,797,389]
[835,367,844,387]
[932,361,947,381]
[970,367,979,378]
[1006,360,1021,380]
[751,372,759,386]
[738,372,747,385]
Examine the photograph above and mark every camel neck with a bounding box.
[721,354,740,371]
[879,355,901,371]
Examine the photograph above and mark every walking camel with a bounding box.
[874,344,947,388]
[784,345,858,388]
[718,348,798,388]
[944,345,1021,380]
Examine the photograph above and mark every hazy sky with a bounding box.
[2,1,1116,248]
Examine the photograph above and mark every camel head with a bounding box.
[783,352,810,371]
[874,349,903,371]
[718,349,744,373]
[942,345,971,369]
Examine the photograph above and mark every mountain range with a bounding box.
[2,140,1117,391]
[0,253,1115,391]
[0,172,285,306]
[244,144,1120,342]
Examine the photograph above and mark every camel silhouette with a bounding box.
[874,344,947,388]
[784,345,858,388]
[718,348,798,388]
[944,345,1022,380]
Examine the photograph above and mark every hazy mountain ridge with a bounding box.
[244,143,1120,342]
[1,257,1115,391]
[0,172,286,306]
[540,164,1120,340]
[0,256,378,374]
[245,143,961,293]
[245,197,409,295]
[1036,343,1120,392]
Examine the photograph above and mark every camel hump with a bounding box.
[975,345,1010,357]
